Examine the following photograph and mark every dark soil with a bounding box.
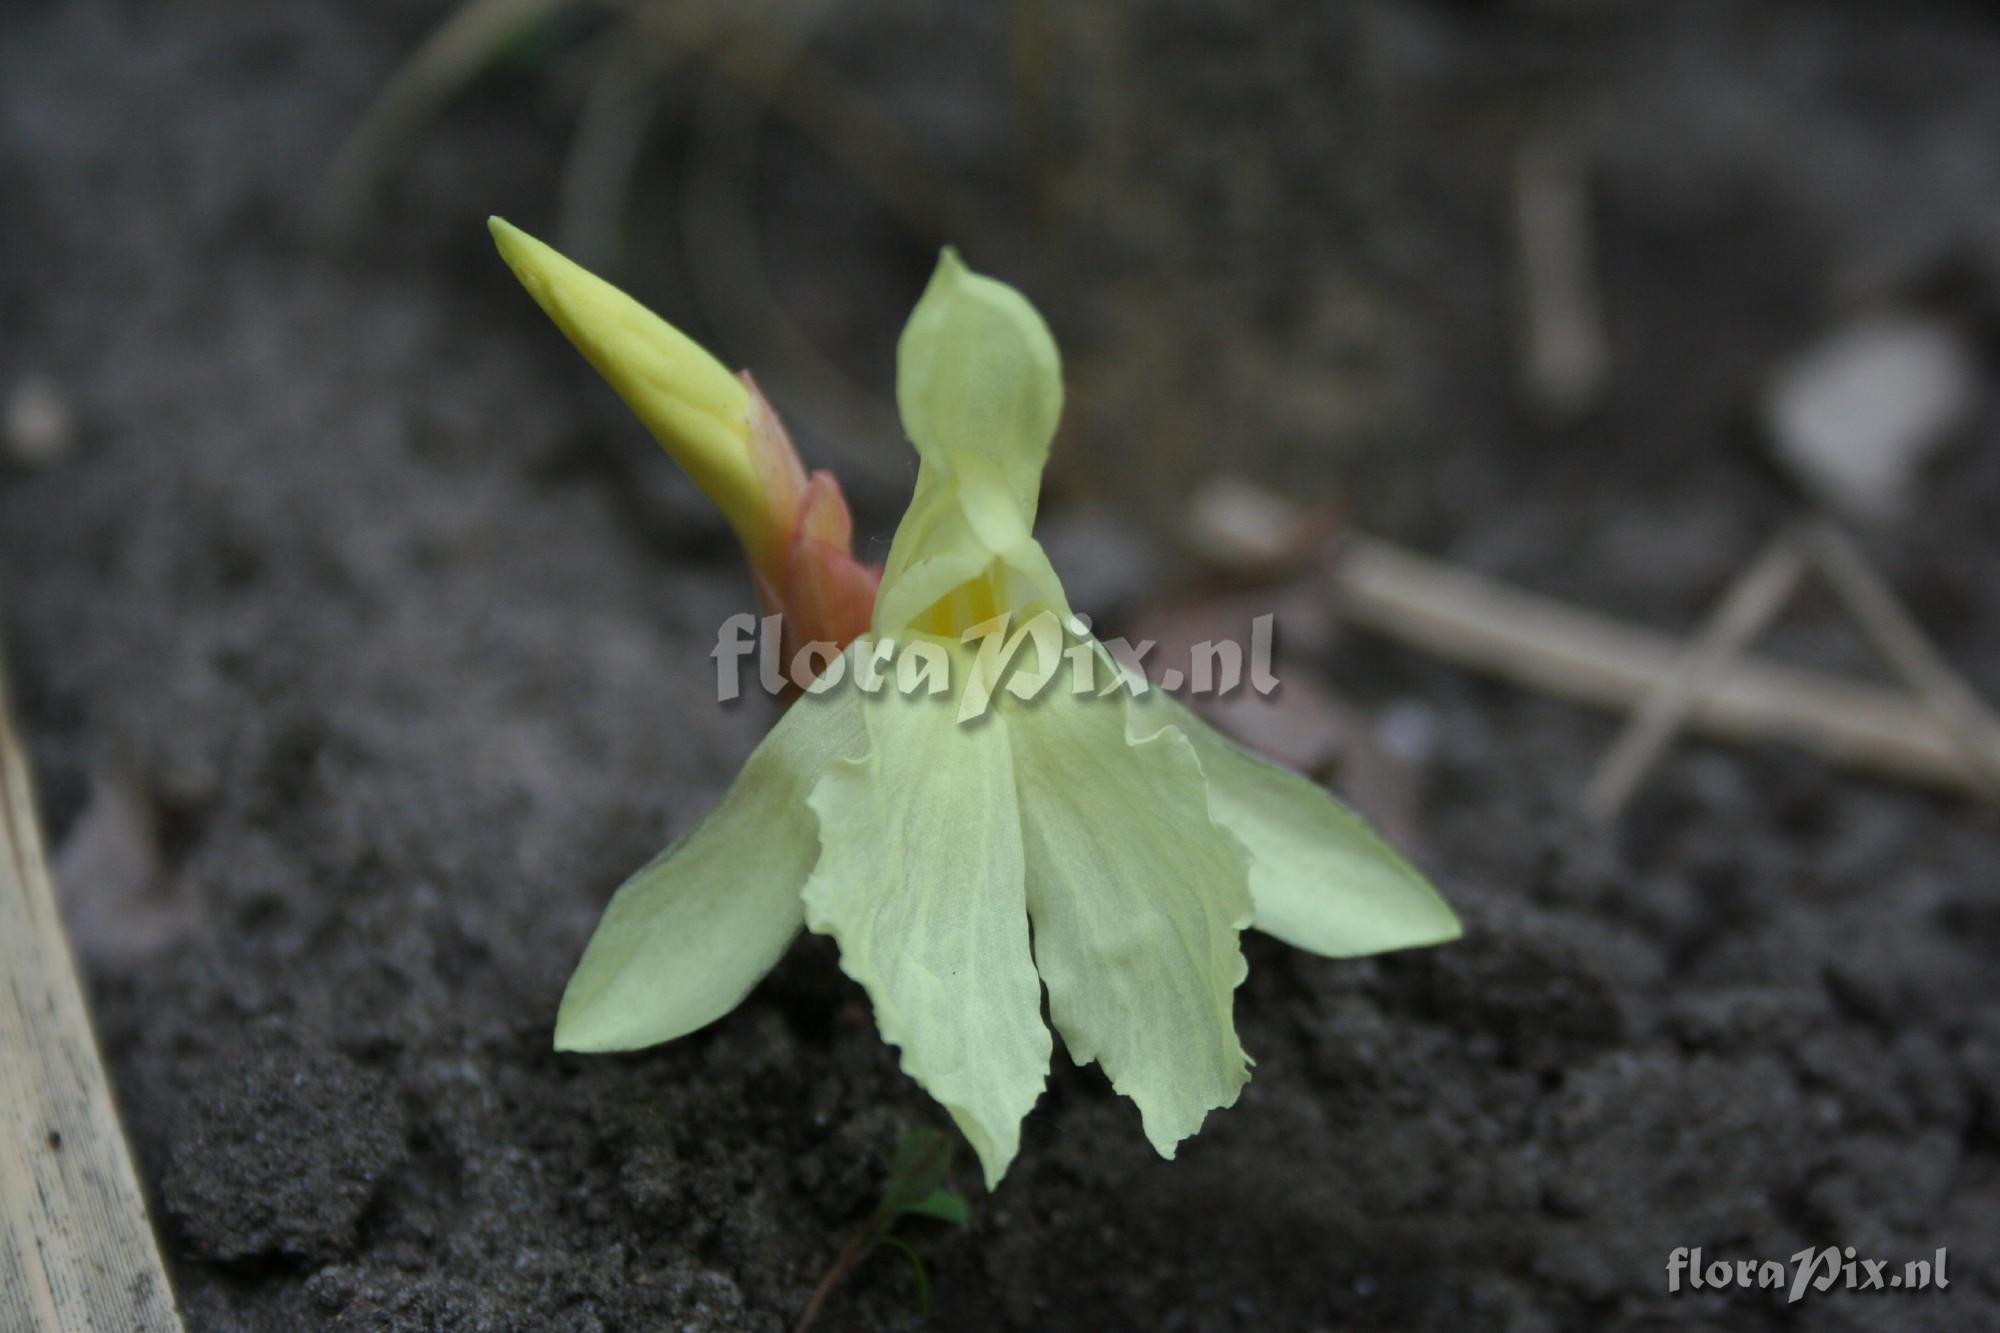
[4,1,1999,1330]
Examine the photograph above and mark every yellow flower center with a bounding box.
[911,562,1056,640]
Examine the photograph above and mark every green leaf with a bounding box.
[896,248,1062,525]
[492,12,564,74]
[1138,693,1461,958]
[899,1190,971,1227]
[877,1132,969,1225]
[801,686,1051,1189]
[878,1128,953,1218]
[1005,684,1254,1158]
[553,674,868,1052]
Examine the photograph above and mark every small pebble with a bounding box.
[1763,314,1975,524]
[4,374,74,468]
[1376,698,1440,763]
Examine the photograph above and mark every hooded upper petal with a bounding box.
[554,660,869,1052]
[872,250,1070,642]
[896,248,1062,525]
[801,659,1052,1188]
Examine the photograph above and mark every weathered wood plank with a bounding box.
[0,654,182,1332]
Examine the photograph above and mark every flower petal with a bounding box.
[802,675,1051,1188]
[896,249,1062,524]
[1136,694,1461,957]
[1007,687,1254,1158]
[872,454,1069,639]
[554,679,867,1053]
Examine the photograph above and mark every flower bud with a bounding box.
[489,217,774,566]
[491,217,878,675]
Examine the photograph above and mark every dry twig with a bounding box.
[1800,518,2000,797]
[555,34,676,267]
[1581,528,1809,820]
[1331,534,1997,800]
[1513,140,1608,417]
[315,0,572,236]
[680,0,906,486]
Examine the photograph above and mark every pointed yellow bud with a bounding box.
[487,217,775,565]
